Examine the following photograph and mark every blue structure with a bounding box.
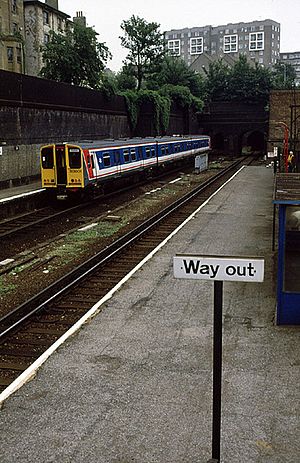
[274,173,300,324]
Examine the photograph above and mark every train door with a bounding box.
[85,150,96,180]
[55,145,67,185]
[41,145,55,187]
[90,153,96,178]
[138,146,144,169]
[114,150,121,175]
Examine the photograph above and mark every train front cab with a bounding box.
[274,173,300,324]
[41,144,85,198]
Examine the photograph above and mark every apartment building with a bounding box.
[0,0,25,73]
[280,51,300,86]
[165,19,281,73]
[23,0,71,76]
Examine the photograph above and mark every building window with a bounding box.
[168,39,180,56]
[249,32,264,51]
[44,34,50,44]
[190,37,203,54]
[12,22,18,34]
[16,46,21,63]
[7,47,13,62]
[224,35,238,53]
[11,0,17,14]
[43,11,50,25]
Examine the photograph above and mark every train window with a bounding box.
[41,147,54,169]
[103,155,111,167]
[130,149,136,161]
[166,146,169,155]
[138,147,143,159]
[123,149,130,163]
[146,148,151,158]
[161,147,165,156]
[151,148,156,157]
[68,147,81,168]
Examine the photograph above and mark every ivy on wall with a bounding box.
[120,86,202,135]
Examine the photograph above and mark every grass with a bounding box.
[0,278,16,295]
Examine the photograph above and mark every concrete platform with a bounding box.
[0,166,299,462]
[0,180,43,203]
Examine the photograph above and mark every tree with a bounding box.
[40,23,111,89]
[226,55,272,102]
[204,59,231,101]
[115,65,137,91]
[204,55,273,102]
[120,15,165,91]
[272,62,296,89]
[148,55,206,99]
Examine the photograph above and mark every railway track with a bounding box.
[0,157,254,398]
[0,164,195,241]
[0,205,73,238]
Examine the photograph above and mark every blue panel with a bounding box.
[277,205,300,325]
[277,293,300,324]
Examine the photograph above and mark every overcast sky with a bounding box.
[58,0,300,71]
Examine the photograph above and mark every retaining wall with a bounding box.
[0,70,191,186]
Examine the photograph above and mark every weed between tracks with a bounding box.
[49,221,127,264]
[0,167,221,315]
[0,280,16,295]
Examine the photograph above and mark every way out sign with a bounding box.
[173,254,264,282]
[173,254,264,462]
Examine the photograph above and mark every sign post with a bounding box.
[212,280,223,461]
[174,254,264,462]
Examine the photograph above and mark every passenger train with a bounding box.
[40,135,210,199]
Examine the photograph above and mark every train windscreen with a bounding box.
[68,146,81,168]
[41,147,54,169]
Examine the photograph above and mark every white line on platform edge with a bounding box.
[0,189,45,204]
[0,166,245,406]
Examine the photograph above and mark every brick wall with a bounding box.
[268,89,300,157]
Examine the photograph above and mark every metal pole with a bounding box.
[212,280,223,462]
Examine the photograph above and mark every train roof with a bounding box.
[55,135,209,150]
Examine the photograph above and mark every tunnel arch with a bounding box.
[241,130,265,154]
[212,132,225,151]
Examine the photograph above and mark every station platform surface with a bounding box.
[0,166,299,463]
[0,180,43,203]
